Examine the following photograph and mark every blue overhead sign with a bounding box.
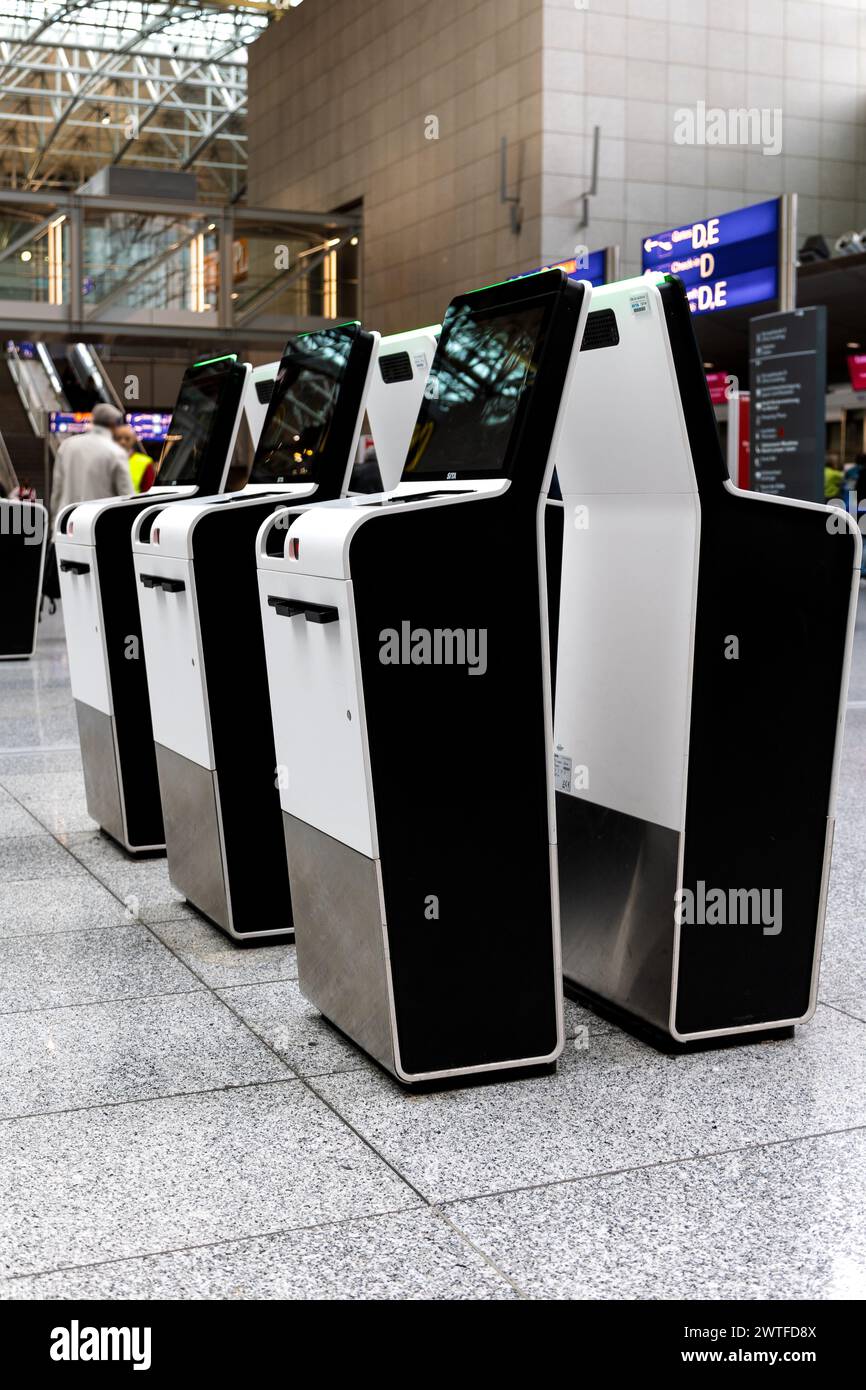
[511,250,607,289]
[641,197,779,315]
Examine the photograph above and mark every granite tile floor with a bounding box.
[0,605,864,1301]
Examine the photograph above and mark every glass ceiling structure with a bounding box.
[0,1,294,199]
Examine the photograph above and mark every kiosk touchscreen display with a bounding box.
[156,358,238,486]
[402,300,547,480]
[250,327,357,485]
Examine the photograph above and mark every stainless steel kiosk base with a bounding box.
[285,813,395,1074]
[155,743,231,932]
[75,699,163,854]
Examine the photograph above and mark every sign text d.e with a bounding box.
[642,198,779,316]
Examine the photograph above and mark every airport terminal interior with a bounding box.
[1,0,866,1309]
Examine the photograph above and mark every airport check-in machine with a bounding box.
[256,270,589,1084]
[552,273,861,1045]
[0,432,48,659]
[56,354,252,852]
[131,324,436,939]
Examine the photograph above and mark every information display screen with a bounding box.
[250,326,357,484]
[156,358,238,486]
[48,412,91,435]
[128,412,172,441]
[402,301,547,479]
[50,411,172,439]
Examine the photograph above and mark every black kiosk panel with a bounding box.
[322,270,585,1080]
[0,500,47,659]
[57,354,248,853]
[552,274,860,1048]
[184,324,374,934]
[660,279,858,1035]
[94,357,248,847]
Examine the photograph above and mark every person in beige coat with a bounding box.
[50,402,132,526]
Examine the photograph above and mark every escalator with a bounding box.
[1,344,57,501]
[3,341,121,502]
[58,343,123,412]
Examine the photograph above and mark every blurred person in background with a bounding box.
[115,422,155,494]
[824,452,845,502]
[50,402,131,526]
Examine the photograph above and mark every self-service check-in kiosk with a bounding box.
[56,354,253,853]
[131,324,436,939]
[256,270,589,1084]
[552,273,861,1045]
[0,432,47,660]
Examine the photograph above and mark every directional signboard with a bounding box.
[749,306,827,503]
[642,198,780,315]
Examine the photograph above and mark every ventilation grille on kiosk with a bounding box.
[379,351,413,384]
[580,309,620,351]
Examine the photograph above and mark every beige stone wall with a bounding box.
[247,0,546,334]
[249,0,866,324]
[540,0,866,278]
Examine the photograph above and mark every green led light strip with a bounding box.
[192,353,238,367]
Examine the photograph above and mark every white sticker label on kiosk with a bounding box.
[554,753,573,794]
[629,291,650,315]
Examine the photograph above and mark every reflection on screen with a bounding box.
[250,328,355,484]
[403,303,545,478]
[155,367,227,486]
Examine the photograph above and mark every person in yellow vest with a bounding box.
[115,423,156,493]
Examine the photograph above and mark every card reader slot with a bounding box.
[303,603,339,624]
[139,574,186,593]
[267,596,307,618]
[267,596,338,624]
[59,559,90,575]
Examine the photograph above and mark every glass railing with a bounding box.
[0,192,361,340]
[0,201,68,305]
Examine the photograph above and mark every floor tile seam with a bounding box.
[0,984,208,1021]
[434,1121,866,1210]
[0,1074,304,1128]
[0,1200,430,1288]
